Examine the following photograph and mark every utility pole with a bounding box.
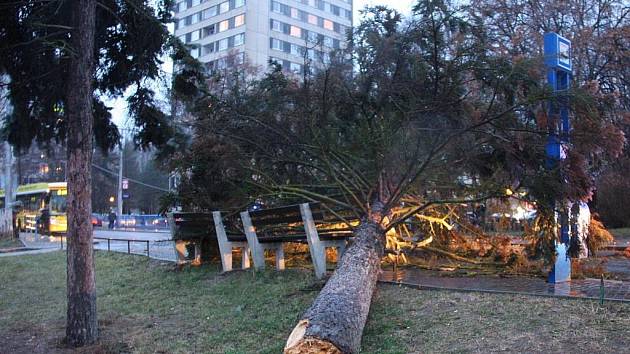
[3,141,14,235]
[1,75,15,236]
[117,141,123,224]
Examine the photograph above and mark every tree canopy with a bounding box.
[170,1,625,233]
[0,0,175,153]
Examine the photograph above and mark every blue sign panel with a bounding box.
[544,33,572,71]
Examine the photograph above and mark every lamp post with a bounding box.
[117,143,123,225]
[544,32,572,283]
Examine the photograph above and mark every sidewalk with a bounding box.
[0,247,60,257]
[380,268,630,302]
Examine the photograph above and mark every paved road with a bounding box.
[93,228,170,241]
[19,229,177,262]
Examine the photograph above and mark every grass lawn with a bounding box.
[1,251,629,353]
[0,237,23,249]
[611,228,630,239]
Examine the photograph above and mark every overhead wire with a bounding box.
[91,163,170,192]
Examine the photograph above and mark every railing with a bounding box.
[57,235,176,261]
[94,237,152,257]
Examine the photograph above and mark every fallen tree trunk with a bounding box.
[284,221,385,354]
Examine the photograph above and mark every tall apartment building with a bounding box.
[173,0,353,75]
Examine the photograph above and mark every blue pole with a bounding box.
[544,32,572,283]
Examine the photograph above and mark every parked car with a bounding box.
[91,214,103,228]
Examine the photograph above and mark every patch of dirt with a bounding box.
[0,315,143,353]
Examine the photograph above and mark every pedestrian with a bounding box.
[108,210,117,229]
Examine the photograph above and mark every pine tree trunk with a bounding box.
[65,0,97,346]
[284,221,385,354]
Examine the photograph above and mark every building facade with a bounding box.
[173,0,353,75]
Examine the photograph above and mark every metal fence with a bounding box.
[44,234,177,262]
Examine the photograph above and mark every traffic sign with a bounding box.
[122,178,129,190]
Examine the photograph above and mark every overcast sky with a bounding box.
[353,0,416,20]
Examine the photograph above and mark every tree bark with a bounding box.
[284,221,385,354]
[65,0,97,346]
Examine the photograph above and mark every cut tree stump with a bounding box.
[284,221,385,354]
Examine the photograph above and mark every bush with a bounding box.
[596,158,630,228]
[588,215,615,253]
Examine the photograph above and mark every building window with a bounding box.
[233,33,245,46]
[234,14,245,27]
[234,0,245,7]
[219,20,229,32]
[217,57,227,69]
[271,1,281,13]
[290,62,302,74]
[291,7,299,19]
[235,52,245,64]
[190,30,200,42]
[204,24,216,37]
[308,14,318,25]
[271,20,282,32]
[290,26,301,37]
[290,44,302,56]
[218,38,228,51]
[323,19,333,31]
[190,13,199,25]
[270,38,283,51]
[307,31,318,43]
[203,7,217,19]
[219,1,229,13]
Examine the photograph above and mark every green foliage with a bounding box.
[0,0,176,153]
[596,157,630,228]
[524,207,558,264]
